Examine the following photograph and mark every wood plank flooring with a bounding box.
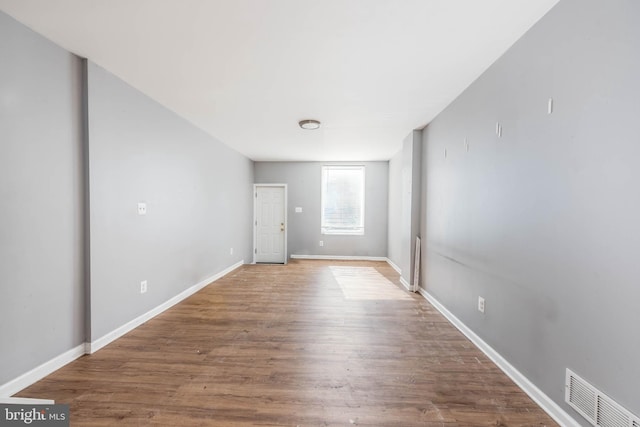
[16,260,558,426]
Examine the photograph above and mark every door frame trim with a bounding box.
[253,184,288,264]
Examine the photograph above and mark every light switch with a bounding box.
[137,202,147,215]
[295,207,303,213]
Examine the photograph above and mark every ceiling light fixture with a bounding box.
[299,119,321,130]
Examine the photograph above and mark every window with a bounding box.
[321,166,365,235]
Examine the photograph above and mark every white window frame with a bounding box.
[321,165,365,236]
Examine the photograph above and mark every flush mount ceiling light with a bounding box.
[299,119,321,130]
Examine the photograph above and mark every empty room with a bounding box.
[0,0,638,426]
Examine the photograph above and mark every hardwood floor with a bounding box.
[17,260,558,426]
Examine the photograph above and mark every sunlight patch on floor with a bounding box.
[330,266,413,301]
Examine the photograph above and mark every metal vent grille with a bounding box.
[566,369,638,427]
[597,397,629,427]
[566,370,597,422]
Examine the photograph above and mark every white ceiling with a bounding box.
[0,0,559,161]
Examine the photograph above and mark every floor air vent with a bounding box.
[566,369,639,427]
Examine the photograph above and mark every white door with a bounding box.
[254,185,286,263]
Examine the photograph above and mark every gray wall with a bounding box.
[254,162,388,258]
[0,11,85,384]
[87,62,254,341]
[421,0,640,421]
[387,152,403,268]
[401,131,422,285]
[388,131,422,284]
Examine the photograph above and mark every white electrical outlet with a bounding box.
[230,248,234,255]
[478,296,485,313]
[295,207,303,213]
[137,202,147,215]
[319,240,324,247]
[140,280,147,294]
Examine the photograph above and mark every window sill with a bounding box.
[321,230,364,236]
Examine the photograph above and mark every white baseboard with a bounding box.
[399,277,411,291]
[0,344,85,398]
[386,259,402,275]
[417,288,580,427]
[0,397,55,404]
[88,260,244,354]
[290,254,388,261]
